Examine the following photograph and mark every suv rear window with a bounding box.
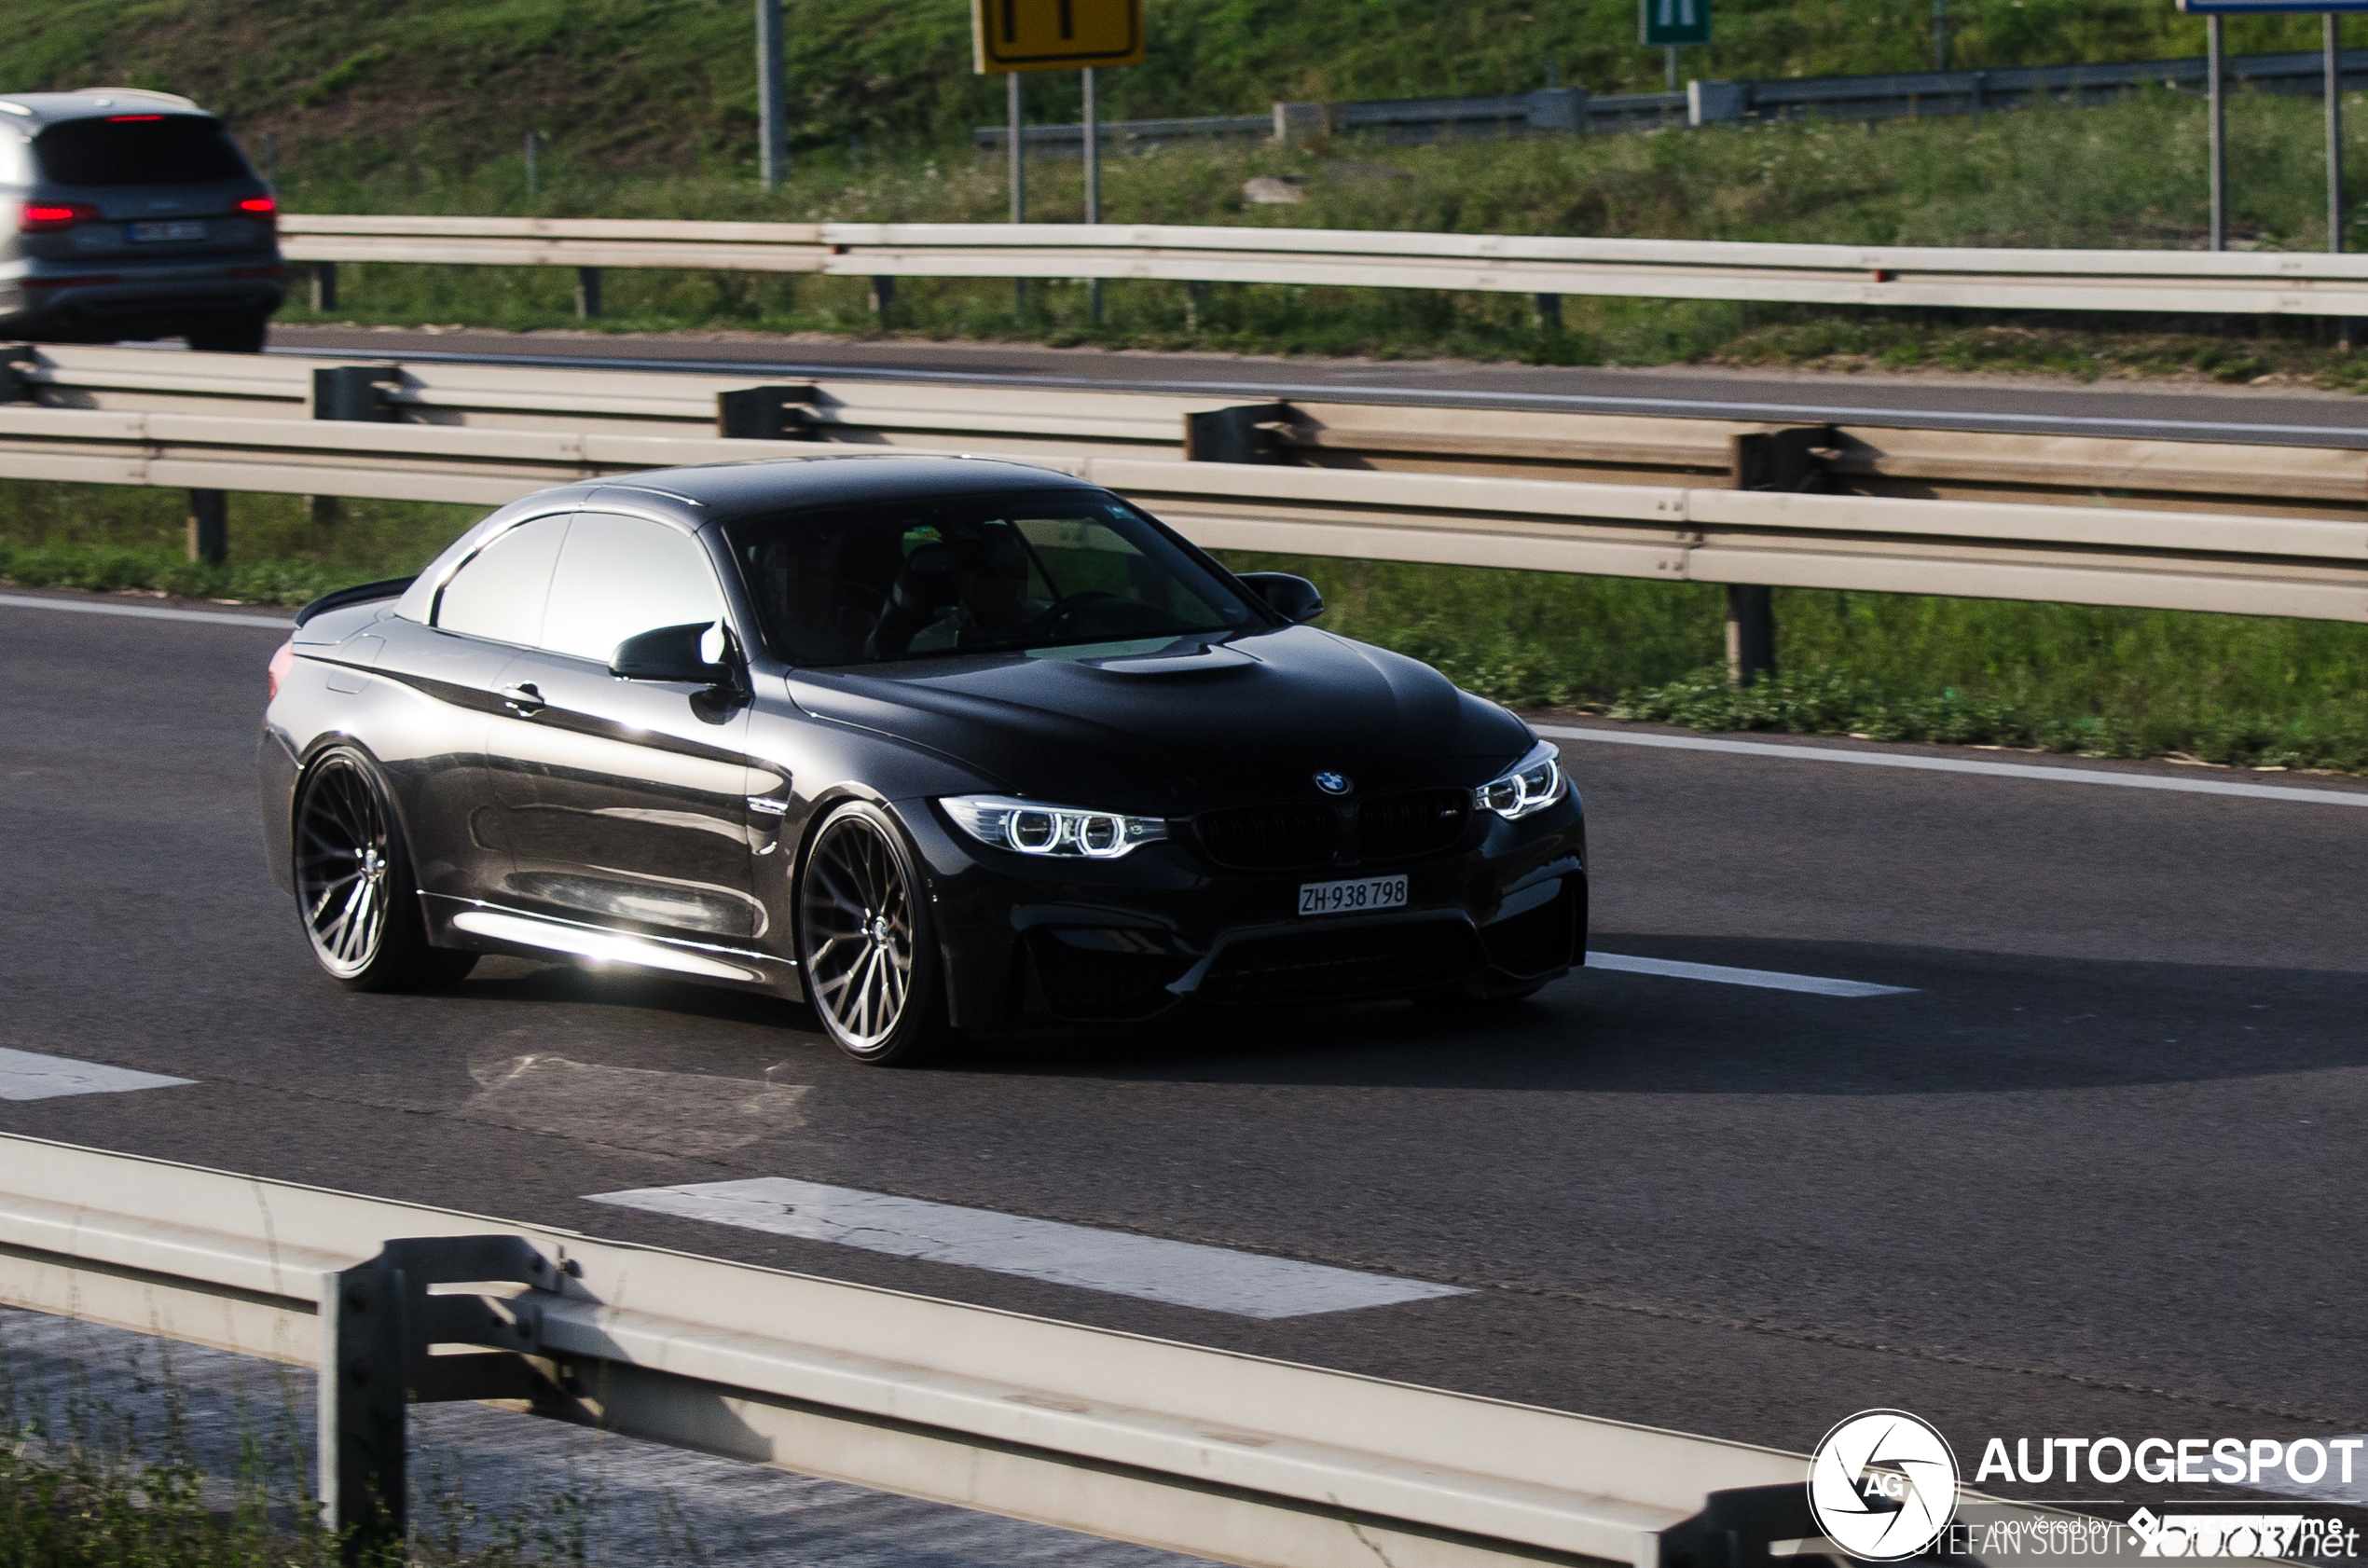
[32,116,249,186]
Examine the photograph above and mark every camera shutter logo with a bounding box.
[1808,1410,1960,1562]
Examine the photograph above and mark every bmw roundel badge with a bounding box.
[1313,771,1352,795]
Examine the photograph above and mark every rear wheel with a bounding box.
[186,314,268,353]
[796,801,949,1065]
[292,748,475,992]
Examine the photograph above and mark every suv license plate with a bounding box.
[130,220,206,242]
[1298,875,1409,917]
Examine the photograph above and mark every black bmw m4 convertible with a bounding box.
[259,456,1587,1063]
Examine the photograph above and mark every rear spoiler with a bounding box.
[295,575,417,628]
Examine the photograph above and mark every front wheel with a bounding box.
[292,748,476,992]
[796,801,949,1065]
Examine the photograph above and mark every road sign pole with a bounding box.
[2331,12,2345,254]
[757,0,787,189]
[1084,66,1104,323]
[2210,15,2226,251]
[1010,71,1027,320]
[1666,45,1679,90]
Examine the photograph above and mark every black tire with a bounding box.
[292,748,476,993]
[795,800,950,1066]
[186,314,268,353]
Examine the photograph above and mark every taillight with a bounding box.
[267,639,295,700]
[237,195,276,216]
[20,201,98,233]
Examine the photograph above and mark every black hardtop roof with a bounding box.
[601,454,1103,526]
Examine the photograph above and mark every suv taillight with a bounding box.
[237,195,276,219]
[267,639,295,700]
[20,201,99,234]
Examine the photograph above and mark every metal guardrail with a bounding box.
[20,345,2368,525]
[0,1133,2241,1566]
[273,215,2368,318]
[969,47,2368,151]
[2,347,2362,624]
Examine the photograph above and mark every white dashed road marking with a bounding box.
[0,1047,195,1100]
[1537,724,2368,808]
[1587,953,1917,997]
[585,1176,1470,1319]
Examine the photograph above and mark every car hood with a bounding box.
[786,626,1533,813]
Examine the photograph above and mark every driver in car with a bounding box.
[908,531,1046,652]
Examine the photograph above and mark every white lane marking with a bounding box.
[2250,1436,2368,1506]
[0,593,290,629]
[585,1176,1471,1319]
[1536,724,2368,808]
[454,1055,806,1158]
[0,1047,195,1100]
[1588,952,1917,997]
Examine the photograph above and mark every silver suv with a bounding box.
[0,89,282,352]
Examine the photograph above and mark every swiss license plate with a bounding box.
[1297,874,1409,917]
[130,220,206,242]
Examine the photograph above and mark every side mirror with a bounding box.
[1238,571,1326,624]
[611,621,737,685]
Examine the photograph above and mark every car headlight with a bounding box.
[1476,739,1568,819]
[940,796,1169,860]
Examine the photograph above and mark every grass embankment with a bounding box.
[244,86,2368,380]
[7,0,2345,168]
[7,482,2362,773]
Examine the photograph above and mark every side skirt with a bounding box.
[419,894,803,998]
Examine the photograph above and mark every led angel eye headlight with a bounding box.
[1477,739,1569,820]
[941,796,1169,860]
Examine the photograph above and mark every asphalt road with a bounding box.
[5,588,2366,1516]
[263,325,2368,447]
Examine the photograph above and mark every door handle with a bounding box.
[500,682,545,714]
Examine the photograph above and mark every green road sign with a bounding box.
[1640,0,1711,47]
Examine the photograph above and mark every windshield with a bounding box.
[723,490,1262,666]
[33,116,250,186]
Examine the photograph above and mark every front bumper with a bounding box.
[899,794,1588,1029]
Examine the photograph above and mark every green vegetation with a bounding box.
[241,86,2368,377]
[4,481,2360,774]
[4,0,2357,167]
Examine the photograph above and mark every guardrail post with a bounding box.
[718,384,821,439]
[1688,82,1751,126]
[574,267,602,320]
[869,274,896,323]
[310,262,338,313]
[309,366,395,523]
[1525,87,1589,132]
[319,1237,569,1561]
[319,1259,409,1560]
[0,349,34,405]
[1534,294,1563,334]
[186,490,227,566]
[1186,403,1295,464]
[1724,426,1838,688]
[1186,280,1211,331]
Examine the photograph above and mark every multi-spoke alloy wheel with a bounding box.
[291,748,475,992]
[797,803,945,1064]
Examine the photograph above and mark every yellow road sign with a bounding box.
[972,0,1146,73]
